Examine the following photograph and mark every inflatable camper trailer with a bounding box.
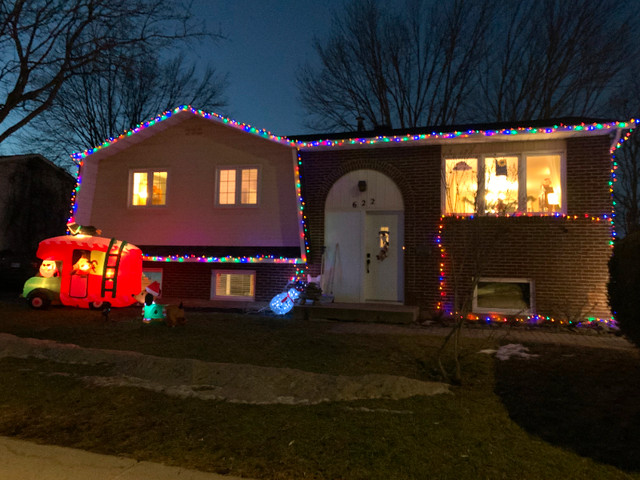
[22,235,143,309]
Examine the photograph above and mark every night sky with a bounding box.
[192,1,334,136]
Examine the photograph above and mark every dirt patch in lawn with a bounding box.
[0,333,449,404]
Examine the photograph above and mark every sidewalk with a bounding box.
[0,436,253,480]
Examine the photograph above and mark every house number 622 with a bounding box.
[352,198,376,208]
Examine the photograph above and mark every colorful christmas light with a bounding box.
[66,105,637,325]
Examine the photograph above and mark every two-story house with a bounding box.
[71,106,636,322]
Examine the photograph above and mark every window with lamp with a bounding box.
[443,153,563,215]
[130,170,167,206]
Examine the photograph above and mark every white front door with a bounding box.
[323,170,404,304]
[364,212,403,302]
[324,211,363,302]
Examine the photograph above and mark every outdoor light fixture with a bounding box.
[358,180,367,192]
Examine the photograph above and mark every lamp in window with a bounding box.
[547,192,559,207]
[540,178,558,212]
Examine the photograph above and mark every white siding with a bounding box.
[81,115,300,248]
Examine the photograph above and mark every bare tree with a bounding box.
[22,52,228,166]
[297,0,490,131]
[609,52,640,237]
[0,0,209,146]
[475,0,633,122]
[613,129,640,236]
[299,0,638,132]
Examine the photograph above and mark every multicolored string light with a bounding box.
[435,118,638,328]
[67,105,638,324]
[67,105,308,265]
[141,254,305,264]
[295,120,637,149]
[70,105,297,164]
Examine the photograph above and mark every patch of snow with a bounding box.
[494,343,539,361]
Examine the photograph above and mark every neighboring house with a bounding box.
[0,154,75,289]
[71,106,637,321]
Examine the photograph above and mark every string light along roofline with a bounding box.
[70,105,299,164]
[70,105,639,163]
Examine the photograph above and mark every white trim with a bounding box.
[292,150,307,262]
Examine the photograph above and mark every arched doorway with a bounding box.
[323,169,404,303]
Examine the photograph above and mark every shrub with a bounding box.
[608,231,640,348]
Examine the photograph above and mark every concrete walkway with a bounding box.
[0,436,252,480]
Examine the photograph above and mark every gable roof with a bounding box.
[71,105,298,164]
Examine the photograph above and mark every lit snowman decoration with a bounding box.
[269,285,302,315]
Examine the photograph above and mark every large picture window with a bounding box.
[130,170,167,206]
[443,153,563,215]
[217,167,259,206]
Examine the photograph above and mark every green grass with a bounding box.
[0,298,639,479]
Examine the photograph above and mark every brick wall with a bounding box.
[300,144,443,313]
[300,133,613,320]
[144,261,298,302]
[439,216,612,319]
[566,135,612,215]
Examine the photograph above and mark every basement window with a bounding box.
[211,270,256,301]
[473,278,533,315]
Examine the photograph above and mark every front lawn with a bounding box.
[0,299,638,479]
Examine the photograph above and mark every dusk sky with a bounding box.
[192,1,335,136]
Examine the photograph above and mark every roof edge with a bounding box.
[71,105,298,163]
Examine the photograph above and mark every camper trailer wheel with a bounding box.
[27,290,51,309]
[89,301,104,310]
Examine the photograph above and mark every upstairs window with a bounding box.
[131,170,167,206]
[484,156,519,214]
[217,167,259,206]
[443,153,563,215]
[525,154,562,213]
[444,158,477,214]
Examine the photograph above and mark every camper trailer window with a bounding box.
[71,249,96,275]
